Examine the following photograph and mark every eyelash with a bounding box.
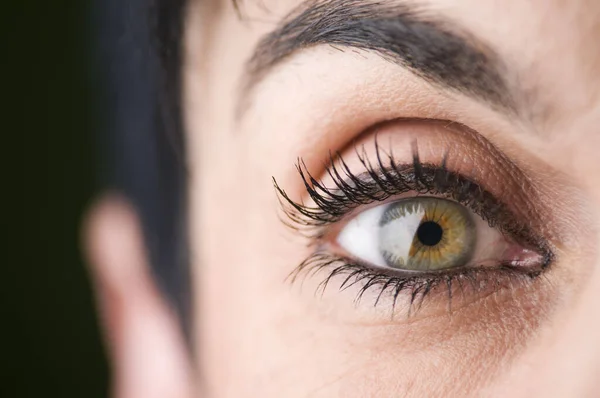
[274,141,554,315]
[290,252,541,316]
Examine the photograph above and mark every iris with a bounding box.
[378,197,475,271]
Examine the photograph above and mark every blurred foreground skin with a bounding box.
[86,198,194,398]
[87,0,600,397]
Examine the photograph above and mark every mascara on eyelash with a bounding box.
[273,140,551,263]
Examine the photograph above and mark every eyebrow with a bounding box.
[242,0,515,114]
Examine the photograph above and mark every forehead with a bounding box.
[189,0,600,136]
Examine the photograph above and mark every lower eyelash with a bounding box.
[289,252,543,317]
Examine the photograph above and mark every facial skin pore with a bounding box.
[181,0,600,397]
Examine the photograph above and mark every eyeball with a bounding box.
[336,197,531,272]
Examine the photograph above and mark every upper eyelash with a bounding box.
[274,140,552,261]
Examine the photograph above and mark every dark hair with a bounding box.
[97,0,190,333]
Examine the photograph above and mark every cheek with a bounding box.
[194,138,306,392]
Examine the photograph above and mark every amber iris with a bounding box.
[377,197,475,271]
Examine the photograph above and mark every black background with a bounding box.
[5,1,109,397]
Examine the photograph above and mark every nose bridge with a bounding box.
[560,254,600,395]
[526,233,600,397]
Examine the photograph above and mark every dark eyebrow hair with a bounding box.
[242,0,515,113]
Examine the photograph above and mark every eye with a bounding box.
[275,133,554,314]
[336,196,538,272]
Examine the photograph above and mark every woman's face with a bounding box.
[185,0,600,396]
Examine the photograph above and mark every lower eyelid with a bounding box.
[290,251,545,322]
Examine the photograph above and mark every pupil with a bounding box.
[417,221,443,246]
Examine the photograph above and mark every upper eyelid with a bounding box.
[274,142,553,267]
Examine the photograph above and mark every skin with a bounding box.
[86,0,600,397]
